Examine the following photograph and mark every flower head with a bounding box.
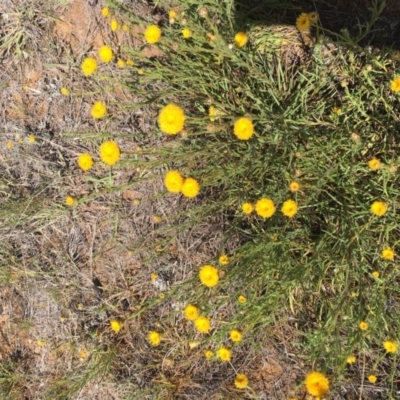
[99,45,113,63]
[390,77,400,92]
[91,101,107,119]
[28,134,35,143]
[370,201,388,216]
[60,87,70,95]
[99,141,120,166]
[242,202,254,215]
[255,198,275,219]
[81,57,98,76]
[194,316,211,333]
[296,13,310,31]
[233,117,254,140]
[346,355,356,364]
[234,32,248,48]
[181,177,200,198]
[219,254,229,265]
[204,350,213,359]
[368,158,381,170]
[101,7,110,17]
[359,321,368,331]
[372,271,379,278]
[289,181,300,192]
[304,371,329,397]
[145,25,162,44]
[158,104,185,135]
[110,320,122,333]
[182,28,192,39]
[148,331,162,346]
[164,170,184,193]
[217,346,231,362]
[381,247,395,261]
[209,106,217,122]
[368,374,377,384]
[184,304,199,321]
[6,141,13,149]
[281,199,298,218]
[238,295,247,304]
[199,265,219,287]
[308,12,319,23]
[230,329,243,343]
[383,340,397,353]
[117,59,126,68]
[234,373,248,389]
[110,19,119,31]
[65,196,76,206]
[78,153,94,171]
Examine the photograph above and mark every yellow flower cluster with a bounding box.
[304,371,329,397]
[164,170,200,198]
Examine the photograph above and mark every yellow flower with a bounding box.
[99,141,120,166]
[296,13,310,31]
[60,87,70,95]
[110,320,122,333]
[368,157,381,170]
[65,196,76,206]
[219,254,229,265]
[255,198,276,219]
[164,170,184,193]
[217,347,231,362]
[126,58,134,66]
[110,19,119,31]
[101,7,110,17]
[150,273,158,281]
[148,331,162,346]
[346,355,356,364]
[204,350,213,359]
[233,117,254,140]
[158,104,185,135]
[98,45,113,63]
[372,271,379,278]
[28,134,35,143]
[230,329,242,343]
[242,202,254,215]
[370,201,388,216]
[182,28,192,39]
[169,10,177,20]
[79,349,87,358]
[368,374,377,384]
[209,106,217,122]
[281,199,298,218]
[234,32,248,48]
[383,340,398,353]
[6,141,13,149]
[390,77,400,92]
[184,304,199,321]
[199,265,219,287]
[81,57,98,76]
[122,24,129,32]
[117,59,126,68]
[91,101,107,119]
[381,247,395,261]
[289,181,300,192]
[181,177,200,198]
[238,295,247,304]
[304,371,329,397]
[144,25,162,44]
[234,373,248,389]
[194,316,211,333]
[359,321,368,331]
[77,153,94,171]
[332,106,341,115]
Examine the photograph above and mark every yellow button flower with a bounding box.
[390,77,400,92]
[158,104,185,135]
[304,371,329,397]
[359,321,368,331]
[242,202,254,215]
[164,170,184,193]
[181,177,200,198]
[281,199,298,218]
[234,32,248,48]
[370,200,388,216]
[296,13,310,31]
[182,28,192,39]
[91,101,107,119]
[184,304,199,321]
[99,45,113,63]
[144,25,162,44]
[217,347,231,362]
[110,19,119,31]
[65,196,76,206]
[289,181,300,192]
[233,117,254,140]
[77,153,94,171]
[255,198,275,219]
[383,340,397,353]
[230,329,243,343]
[110,320,122,333]
[199,265,219,287]
[81,57,98,76]
[148,331,162,346]
[234,373,248,389]
[368,157,381,170]
[381,247,395,261]
[99,141,120,166]
[194,316,211,333]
